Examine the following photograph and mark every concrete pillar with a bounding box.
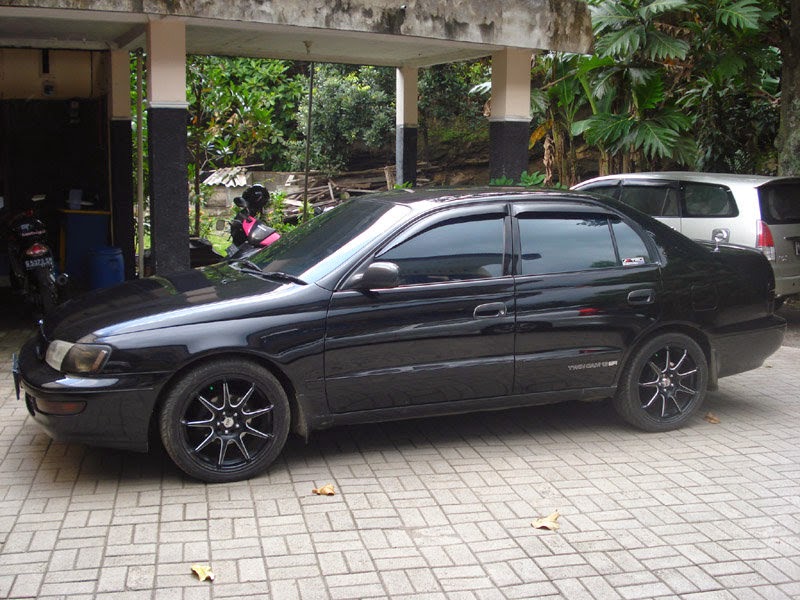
[395,66,418,187]
[489,49,532,182]
[108,49,136,280]
[146,19,189,275]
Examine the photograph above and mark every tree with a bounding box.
[776,0,800,174]
[572,0,697,174]
[186,56,304,234]
[290,64,395,174]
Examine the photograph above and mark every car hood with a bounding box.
[46,264,299,341]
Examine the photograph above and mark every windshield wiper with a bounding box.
[230,261,307,285]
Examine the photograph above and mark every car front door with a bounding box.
[512,203,662,395]
[324,205,515,413]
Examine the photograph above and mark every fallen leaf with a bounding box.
[191,564,215,582]
[704,412,721,424]
[312,483,336,496]
[531,510,561,531]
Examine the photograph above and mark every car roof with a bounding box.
[367,186,608,210]
[574,172,800,189]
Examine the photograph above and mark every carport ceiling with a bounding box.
[0,9,508,67]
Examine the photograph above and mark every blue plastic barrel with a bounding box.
[89,246,124,289]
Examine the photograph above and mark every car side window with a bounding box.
[518,213,652,276]
[377,214,505,285]
[683,183,738,217]
[518,213,617,275]
[619,185,680,217]
[611,217,652,266]
[581,184,619,199]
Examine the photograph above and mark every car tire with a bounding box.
[159,359,290,483]
[35,268,57,314]
[613,333,708,432]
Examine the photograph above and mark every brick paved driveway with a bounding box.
[1,315,799,599]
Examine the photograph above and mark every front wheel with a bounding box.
[613,333,708,432]
[159,359,290,482]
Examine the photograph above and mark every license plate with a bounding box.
[24,257,54,270]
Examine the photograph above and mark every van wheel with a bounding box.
[614,333,708,432]
[159,359,290,483]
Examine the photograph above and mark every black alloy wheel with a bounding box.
[614,333,708,431]
[159,359,290,482]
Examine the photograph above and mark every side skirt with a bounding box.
[307,386,617,431]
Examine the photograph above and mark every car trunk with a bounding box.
[758,179,800,296]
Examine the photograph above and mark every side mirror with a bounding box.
[350,262,400,290]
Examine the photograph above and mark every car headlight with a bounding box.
[45,340,111,374]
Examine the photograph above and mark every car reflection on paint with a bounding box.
[14,188,786,482]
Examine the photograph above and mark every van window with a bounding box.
[619,185,679,217]
[683,183,738,217]
[759,182,800,224]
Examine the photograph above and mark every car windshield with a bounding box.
[247,198,410,282]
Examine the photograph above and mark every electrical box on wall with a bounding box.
[0,49,107,99]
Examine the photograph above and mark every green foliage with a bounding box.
[290,64,395,174]
[488,176,515,186]
[518,170,546,187]
[186,56,305,172]
[488,172,549,187]
[393,181,413,189]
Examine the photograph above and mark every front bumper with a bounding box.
[14,335,166,452]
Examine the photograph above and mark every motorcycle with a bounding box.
[7,194,67,314]
[223,184,281,259]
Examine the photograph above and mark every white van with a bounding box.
[573,172,800,304]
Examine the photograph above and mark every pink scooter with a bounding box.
[226,184,280,258]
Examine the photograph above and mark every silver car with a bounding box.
[573,172,800,304]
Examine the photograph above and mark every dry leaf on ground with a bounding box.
[191,564,215,582]
[704,412,721,424]
[312,483,336,496]
[531,510,561,531]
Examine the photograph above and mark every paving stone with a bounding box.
[2,321,800,599]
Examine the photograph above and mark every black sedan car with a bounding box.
[14,189,785,482]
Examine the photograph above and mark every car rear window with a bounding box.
[759,182,800,224]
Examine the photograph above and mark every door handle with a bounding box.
[627,289,656,305]
[473,302,507,319]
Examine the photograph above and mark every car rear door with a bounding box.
[512,202,662,395]
[324,204,515,413]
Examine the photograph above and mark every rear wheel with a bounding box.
[34,268,57,314]
[159,359,290,482]
[613,333,708,432]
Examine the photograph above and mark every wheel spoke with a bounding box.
[647,361,663,377]
[672,349,689,371]
[197,394,219,415]
[222,381,232,409]
[183,417,214,428]
[677,368,697,378]
[669,395,685,414]
[642,389,660,409]
[217,438,231,467]
[243,405,273,419]
[663,349,671,371]
[677,383,696,396]
[233,435,252,461]
[194,432,216,452]
[245,423,274,440]
[231,383,256,410]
